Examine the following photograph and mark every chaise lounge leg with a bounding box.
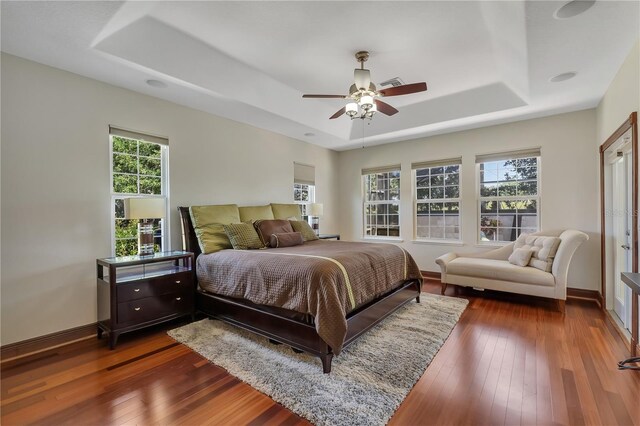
[441,283,447,295]
[320,353,334,374]
[416,294,421,303]
[556,299,566,314]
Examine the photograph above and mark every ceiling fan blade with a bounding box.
[303,94,346,98]
[354,69,371,91]
[379,82,427,97]
[375,99,399,116]
[330,106,346,119]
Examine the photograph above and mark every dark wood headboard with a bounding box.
[177,207,202,258]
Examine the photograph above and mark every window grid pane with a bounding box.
[414,164,460,241]
[111,135,166,256]
[293,183,315,219]
[364,170,401,237]
[479,157,539,243]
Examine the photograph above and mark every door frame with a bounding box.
[600,112,638,309]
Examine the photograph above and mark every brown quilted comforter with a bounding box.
[196,240,422,354]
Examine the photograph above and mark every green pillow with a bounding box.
[271,203,302,220]
[190,205,240,254]
[239,205,275,222]
[290,220,319,241]
[223,222,265,250]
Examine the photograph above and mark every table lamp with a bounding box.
[124,198,166,256]
[308,203,323,236]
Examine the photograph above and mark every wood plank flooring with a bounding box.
[2,282,639,425]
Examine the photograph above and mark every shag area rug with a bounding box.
[168,294,468,426]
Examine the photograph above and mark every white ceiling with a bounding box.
[2,1,638,151]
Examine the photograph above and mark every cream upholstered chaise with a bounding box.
[435,230,588,311]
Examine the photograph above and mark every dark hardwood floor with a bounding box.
[2,282,639,425]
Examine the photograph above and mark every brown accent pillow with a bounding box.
[270,232,304,248]
[254,219,294,247]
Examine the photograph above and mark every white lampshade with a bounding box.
[308,203,324,216]
[124,198,166,219]
[359,95,374,110]
[345,102,358,117]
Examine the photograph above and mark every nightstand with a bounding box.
[318,234,340,240]
[97,251,195,349]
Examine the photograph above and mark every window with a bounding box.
[477,149,540,243]
[110,126,168,256]
[413,158,462,241]
[293,182,315,217]
[363,166,401,238]
[293,162,315,218]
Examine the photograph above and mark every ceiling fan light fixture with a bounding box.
[359,95,374,110]
[346,102,359,117]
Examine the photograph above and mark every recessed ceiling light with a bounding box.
[549,72,577,82]
[554,0,595,19]
[304,132,315,137]
[146,79,167,88]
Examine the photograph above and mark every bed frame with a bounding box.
[178,207,421,373]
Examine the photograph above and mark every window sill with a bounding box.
[475,242,510,248]
[362,237,404,243]
[412,239,464,246]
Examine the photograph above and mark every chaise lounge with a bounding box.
[435,230,588,311]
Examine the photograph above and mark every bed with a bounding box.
[178,206,422,373]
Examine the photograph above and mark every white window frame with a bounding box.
[476,154,540,245]
[109,134,169,256]
[362,168,401,240]
[413,161,462,242]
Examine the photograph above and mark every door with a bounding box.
[603,127,634,331]
[611,153,632,328]
[600,112,639,345]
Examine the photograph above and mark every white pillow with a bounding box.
[508,248,534,267]
[514,233,561,272]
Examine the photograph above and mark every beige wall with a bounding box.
[596,39,639,144]
[337,110,599,291]
[0,54,339,345]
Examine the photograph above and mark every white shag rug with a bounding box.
[168,294,468,426]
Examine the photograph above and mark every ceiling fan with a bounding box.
[302,51,427,120]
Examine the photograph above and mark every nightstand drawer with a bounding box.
[117,292,192,325]
[117,271,193,302]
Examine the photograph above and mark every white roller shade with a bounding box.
[294,162,315,185]
[361,164,401,175]
[109,126,169,146]
[475,148,540,164]
[411,157,462,170]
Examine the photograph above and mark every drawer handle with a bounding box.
[175,280,181,284]
[175,297,182,301]
[134,307,141,311]
[134,288,140,292]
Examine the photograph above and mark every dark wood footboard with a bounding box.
[196,279,421,373]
